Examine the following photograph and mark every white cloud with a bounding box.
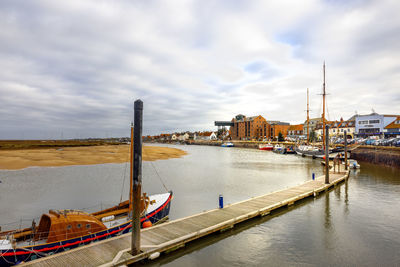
[0,0,399,138]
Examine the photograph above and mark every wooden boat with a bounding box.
[0,123,172,266]
[259,144,273,151]
[295,145,343,159]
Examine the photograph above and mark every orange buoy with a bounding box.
[142,220,152,228]
[322,156,326,160]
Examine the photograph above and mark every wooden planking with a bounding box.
[21,170,349,267]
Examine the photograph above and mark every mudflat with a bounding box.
[0,145,187,170]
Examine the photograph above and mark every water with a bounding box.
[1,144,399,266]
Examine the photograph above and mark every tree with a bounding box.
[217,128,227,139]
[278,132,284,142]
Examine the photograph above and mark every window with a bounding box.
[396,120,400,124]
[67,225,72,230]
[86,224,91,229]
[341,129,343,132]
[77,223,82,229]
[369,119,380,124]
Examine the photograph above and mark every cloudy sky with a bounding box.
[0,0,399,139]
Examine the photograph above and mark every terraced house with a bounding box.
[315,118,355,139]
[383,116,400,137]
[288,124,304,138]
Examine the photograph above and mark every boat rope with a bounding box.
[119,149,130,203]
[0,249,15,264]
[317,93,322,119]
[326,95,331,121]
[141,146,169,192]
[149,161,169,192]
[19,247,47,257]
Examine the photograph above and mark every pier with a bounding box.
[21,170,349,267]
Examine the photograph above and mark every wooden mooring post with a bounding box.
[132,99,143,255]
[325,125,329,184]
[344,130,348,170]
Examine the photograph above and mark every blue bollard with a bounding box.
[219,194,224,209]
[312,173,315,180]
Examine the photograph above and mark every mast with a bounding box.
[322,62,326,150]
[129,122,133,217]
[307,88,310,144]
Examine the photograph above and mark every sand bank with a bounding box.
[0,145,187,170]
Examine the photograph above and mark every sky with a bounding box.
[0,0,399,139]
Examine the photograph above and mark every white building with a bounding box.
[355,113,398,137]
[210,132,217,140]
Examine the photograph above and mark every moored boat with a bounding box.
[284,146,296,154]
[273,144,284,153]
[295,145,343,159]
[0,104,172,266]
[259,143,273,151]
[348,159,360,169]
[221,142,234,147]
[295,63,343,159]
[0,192,172,267]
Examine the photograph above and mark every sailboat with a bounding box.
[295,63,343,159]
[0,123,172,266]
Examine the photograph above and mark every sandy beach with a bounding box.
[0,145,187,170]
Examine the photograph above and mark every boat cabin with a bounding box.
[35,210,107,243]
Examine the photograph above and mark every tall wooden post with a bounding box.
[131,99,143,255]
[322,63,326,150]
[344,130,348,170]
[307,88,310,144]
[129,123,133,217]
[325,125,330,184]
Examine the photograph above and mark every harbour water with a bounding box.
[0,144,399,266]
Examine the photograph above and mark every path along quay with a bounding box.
[21,169,350,267]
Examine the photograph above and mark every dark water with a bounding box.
[1,144,399,266]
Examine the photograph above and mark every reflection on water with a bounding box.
[1,145,399,266]
[146,147,400,267]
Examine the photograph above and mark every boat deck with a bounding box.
[21,171,349,267]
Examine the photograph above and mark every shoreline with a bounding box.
[178,140,400,169]
[0,145,187,170]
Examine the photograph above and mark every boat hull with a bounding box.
[0,192,172,267]
[221,143,234,147]
[295,147,344,159]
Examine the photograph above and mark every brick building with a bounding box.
[230,114,270,140]
[268,121,290,139]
